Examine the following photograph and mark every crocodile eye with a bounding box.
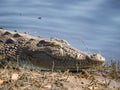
[37,40,51,47]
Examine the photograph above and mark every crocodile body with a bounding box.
[0,29,105,71]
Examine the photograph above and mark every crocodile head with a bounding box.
[88,53,105,64]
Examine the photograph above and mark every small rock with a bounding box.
[11,73,19,81]
[0,79,4,85]
[44,84,52,89]
[88,86,99,90]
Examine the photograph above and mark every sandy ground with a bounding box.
[0,61,120,90]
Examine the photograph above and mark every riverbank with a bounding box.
[0,61,119,90]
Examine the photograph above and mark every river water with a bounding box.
[0,0,120,63]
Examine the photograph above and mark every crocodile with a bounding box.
[0,29,105,71]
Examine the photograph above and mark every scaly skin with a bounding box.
[0,29,105,71]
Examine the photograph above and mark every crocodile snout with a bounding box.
[89,54,105,63]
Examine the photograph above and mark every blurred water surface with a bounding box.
[0,0,120,62]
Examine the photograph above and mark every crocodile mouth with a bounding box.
[24,50,105,70]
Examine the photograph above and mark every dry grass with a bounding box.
[0,61,68,90]
[0,59,120,90]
